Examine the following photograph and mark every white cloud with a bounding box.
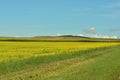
[78,34,85,36]
[97,13,120,18]
[110,28,120,32]
[86,27,96,34]
[97,2,120,18]
[86,34,118,39]
[88,27,96,32]
[57,33,61,36]
[15,36,21,38]
[104,2,120,8]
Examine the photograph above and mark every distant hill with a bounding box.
[0,35,119,42]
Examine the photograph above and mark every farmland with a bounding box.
[0,41,120,80]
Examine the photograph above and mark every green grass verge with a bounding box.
[46,45,120,80]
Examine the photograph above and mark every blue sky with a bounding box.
[0,0,120,37]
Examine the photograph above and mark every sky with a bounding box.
[0,0,120,38]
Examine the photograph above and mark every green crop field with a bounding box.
[0,41,120,80]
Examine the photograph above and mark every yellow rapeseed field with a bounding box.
[0,42,119,62]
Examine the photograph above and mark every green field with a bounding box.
[0,42,120,80]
